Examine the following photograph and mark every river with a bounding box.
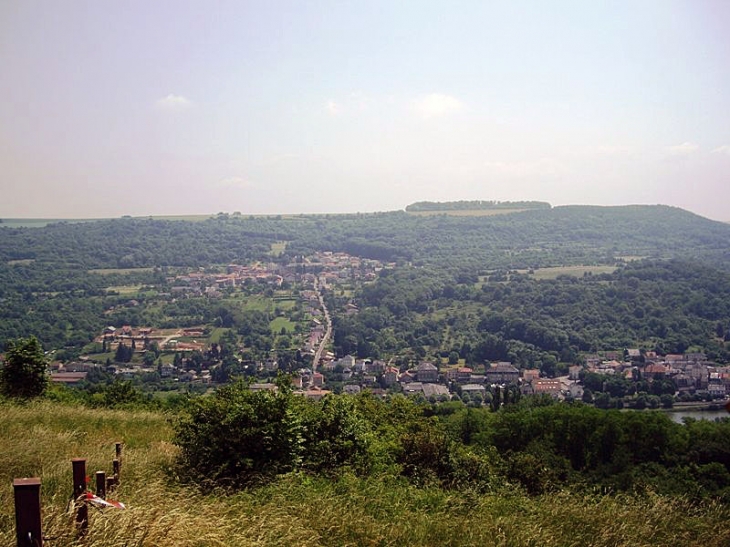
[666,408,729,424]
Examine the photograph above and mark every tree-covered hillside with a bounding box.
[1,204,730,353]
[333,260,730,367]
[1,205,729,270]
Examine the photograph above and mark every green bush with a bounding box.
[174,380,303,488]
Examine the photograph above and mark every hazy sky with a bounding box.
[1,1,729,220]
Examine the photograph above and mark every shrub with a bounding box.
[174,380,303,488]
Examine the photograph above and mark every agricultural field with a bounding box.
[0,218,102,228]
[268,241,288,256]
[406,208,528,217]
[105,285,144,295]
[521,265,618,280]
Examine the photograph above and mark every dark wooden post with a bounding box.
[95,471,106,499]
[115,442,123,483]
[113,459,120,487]
[13,478,43,547]
[71,459,88,533]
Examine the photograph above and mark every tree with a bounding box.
[0,336,48,399]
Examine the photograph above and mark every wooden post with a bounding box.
[13,478,43,547]
[95,471,106,499]
[71,459,88,533]
[113,459,120,487]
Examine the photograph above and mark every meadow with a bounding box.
[1,401,729,546]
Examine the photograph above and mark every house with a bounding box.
[50,372,88,386]
[643,363,668,381]
[302,388,331,400]
[343,384,361,395]
[367,360,386,374]
[567,382,584,400]
[338,355,356,369]
[383,366,399,386]
[532,379,562,398]
[416,362,439,383]
[456,367,473,384]
[708,382,726,398]
[249,383,277,392]
[522,369,540,383]
[461,383,486,395]
[312,372,325,388]
[399,371,417,384]
[421,383,450,398]
[568,366,583,381]
[486,362,519,384]
[402,382,424,395]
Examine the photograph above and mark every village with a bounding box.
[38,248,730,408]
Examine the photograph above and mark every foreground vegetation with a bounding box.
[2,398,730,546]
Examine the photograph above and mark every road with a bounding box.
[312,277,332,371]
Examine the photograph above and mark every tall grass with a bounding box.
[1,401,729,546]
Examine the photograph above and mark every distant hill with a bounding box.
[1,204,729,271]
[405,200,551,212]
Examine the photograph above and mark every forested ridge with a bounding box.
[2,205,729,270]
[1,204,730,355]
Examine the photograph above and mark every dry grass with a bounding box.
[1,401,729,546]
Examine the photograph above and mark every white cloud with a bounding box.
[413,93,463,119]
[483,157,564,178]
[326,100,342,116]
[711,145,730,155]
[667,142,699,155]
[350,91,370,111]
[592,145,634,156]
[155,94,192,109]
[217,176,252,189]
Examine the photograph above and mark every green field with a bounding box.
[524,265,617,279]
[270,316,296,333]
[106,285,143,295]
[268,241,288,256]
[208,327,230,344]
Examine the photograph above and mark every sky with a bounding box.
[1,1,729,220]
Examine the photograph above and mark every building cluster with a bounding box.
[583,350,730,398]
[166,252,389,298]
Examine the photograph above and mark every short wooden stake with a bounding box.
[13,478,43,547]
[95,471,106,499]
[71,459,88,533]
[113,458,120,487]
